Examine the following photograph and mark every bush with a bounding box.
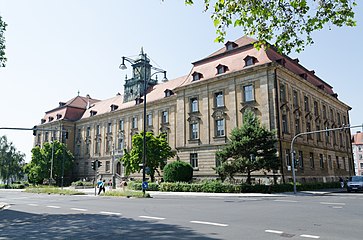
[0,183,26,189]
[163,161,193,183]
[127,181,160,191]
[71,181,94,187]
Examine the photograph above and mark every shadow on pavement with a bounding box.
[0,209,219,240]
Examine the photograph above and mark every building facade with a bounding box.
[352,132,363,176]
[34,36,354,184]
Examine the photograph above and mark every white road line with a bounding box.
[70,208,88,212]
[274,199,298,203]
[319,202,346,206]
[139,216,165,220]
[190,221,228,227]
[300,234,320,239]
[265,230,283,234]
[47,205,61,209]
[99,211,121,216]
[28,204,39,206]
[332,206,343,209]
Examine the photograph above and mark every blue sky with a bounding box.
[0,0,362,162]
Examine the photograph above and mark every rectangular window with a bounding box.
[360,163,363,169]
[322,105,327,119]
[162,111,169,124]
[282,114,288,133]
[96,125,100,135]
[304,96,309,112]
[107,122,112,134]
[190,153,198,168]
[328,155,332,169]
[215,92,224,107]
[295,117,300,134]
[336,156,340,169]
[319,154,324,168]
[106,161,110,172]
[119,120,124,131]
[337,113,341,126]
[359,154,362,160]
[343,157,346,170]
[190,98,198,113]
[216,119,225,137]
[280,84,286,103]
[95,140,100,154]
[132,117,138,129]
[190,123,199,140]
[118,137,124,151]
[87,127,91,137]
[45,132,49,142]
[309,152,315,169]
[306,121,312,139]
[86,143,90,155]
[285,149,291,167]
[316,124,321,141]
[243,84,254,102]
[314,101,319,116]
[147,114,153,127]
[298,151,304,169]
[293,90,299,108]
[330,108,334,120]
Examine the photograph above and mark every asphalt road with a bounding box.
[1,190,362,239]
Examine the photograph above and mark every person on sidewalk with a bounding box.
[339,177,344,189]
[98,179,106,195]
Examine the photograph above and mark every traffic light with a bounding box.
[32,126,37,136]
[97,160,102,168]
[91,161,96,170]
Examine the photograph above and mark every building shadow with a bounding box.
[0,209,220,240]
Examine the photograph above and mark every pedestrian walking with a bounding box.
[339,177,344,189]
[98,179,106,195]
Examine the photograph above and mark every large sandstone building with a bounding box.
[34,36,354,184]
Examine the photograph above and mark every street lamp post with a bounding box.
[119,50,167,195]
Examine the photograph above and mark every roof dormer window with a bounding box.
[216,64,228,75]
[299,73,308,80]
[110,104,119,111]
[135,97,144,105]
[41,119,46,124]
[90,110,97,116]
[192,72,203,81]
[48,117,54,122]
[56,114,62,119]
[164,89,174,97]
[244,55,257,67]
[225,41,238,51]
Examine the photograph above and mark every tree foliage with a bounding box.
[163,160,193,183]
[0,15,7,67]
[0,136,25,184]
[216,110,279,184]
[120,132,175,182]
[24,141,74,185]
[183,0,357,53]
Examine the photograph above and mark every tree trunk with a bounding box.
[247,170,251,185]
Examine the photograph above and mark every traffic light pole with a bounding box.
[290,124,363,194]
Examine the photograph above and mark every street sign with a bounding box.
[142,181,148,190]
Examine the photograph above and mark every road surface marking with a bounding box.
[139,216,166,220]
[190,221,228,227]
[28,204,39,206]
[70,208,88,212]
[47,205,61,209]
[332,206,343,209]
[265,230,284,234]
[274,199,298,203]
[100,211,121,216]
[300,234,320,239]
[319,202,345,206]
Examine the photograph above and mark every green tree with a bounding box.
[183,0,357,54]
[24,141,74,185]
[216,110,279,184]
[0,15,7,67]
[120,132,175,182]
[0,136,25,184]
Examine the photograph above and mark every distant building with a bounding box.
[34,36,354,184]
[352,132,363,176]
